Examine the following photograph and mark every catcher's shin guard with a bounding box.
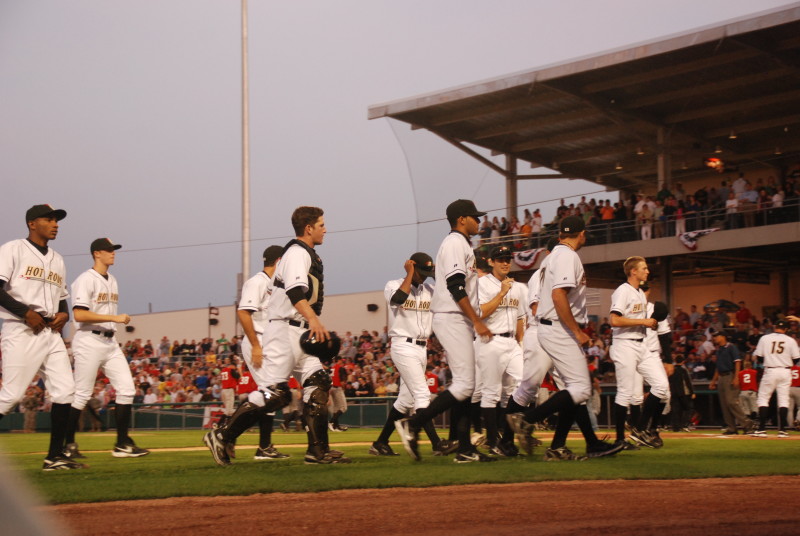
[303,371,332,457]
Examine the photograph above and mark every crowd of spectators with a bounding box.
[476,162,800,251]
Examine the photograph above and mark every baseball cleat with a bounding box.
[614,439,640,451]
[64,442,86,459]
[395,418,421,461]
[369,441,399,456]
[649,431,664,449]
[43,456,87,471]
[304,451,352,464]
[629,427,657,448]
[453,450,498,463]
[488,443,519,457]
[544,447,587,462]
[506,413,536,455]
[778,430,790,438]
[432,439,460,456]
[749,430,767,438]
[112,442,150,458]
[254,445,289,460]
[203,430,232,466]
[279,421,290,432]
[470,431,487,448]
[586,440,625,459]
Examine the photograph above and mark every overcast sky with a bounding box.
[0,0,794,315]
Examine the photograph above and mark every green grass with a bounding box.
[2,429,799,504]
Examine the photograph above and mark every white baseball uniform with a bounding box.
[70,268,135,409]
[476,275,525,408]
[609,282,649,406]
[385,278,434,413]
[0,239,74,414]
[535,244,591,404]
[629,301,671,404]
[755,332,800,408]
[261,244,323,403]
[237,270,275,414]
[431,231,479,401]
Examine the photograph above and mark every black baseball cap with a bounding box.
[410,252,435,277]
[474,249,491,272]
[775,319,789,330]
[262,245,284,266]
[90,238,122,253]
[490,245,513,260]
[559,215,585,234]
[446,199,486,221]
[26,204,67,222]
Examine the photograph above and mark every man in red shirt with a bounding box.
[738,360,759,420]
[735,301,752,326]
[328,358,349,431]
[789,364,800,429]
[219,357,240,417]
[425,365,440,399]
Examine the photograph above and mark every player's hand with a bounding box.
[474,318,493,342]
[663,363,675,376]
[786,315,800,323]
[48,312,69,332]
[308,317,330,343]
[732,377,739,388]
[24,310,46,334]
[404,259,416,276]
[644,318,658,329]
[709,380,717,390]
[500,277,513,296]
[115,314,131,325]
[576,330,591,347]
[251,344,263,369]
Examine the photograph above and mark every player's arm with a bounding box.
[446,272,491,340]
[237,308,263,368]
[609,311,657,329]
[479,278,513,319]
[389,260,416,305]
[49,299,71,332]
[515,317,525,344]
[0,279,48,333]
[288,289,329,342]
[732,357,742,388]
[72,307,130,325]
[552,287,589,346]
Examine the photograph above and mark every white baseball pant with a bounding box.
[71,331,135,409]
[431,313,475,402]
[476,336,522,408]
[757,368,792,408]
[255,320,323,405]
[391,338,430,413]
[537,323,591,404]
[739,390,758,416]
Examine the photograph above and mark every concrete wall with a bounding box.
[115,290,387,345]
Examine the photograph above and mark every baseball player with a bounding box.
[508,216,622,460]
[468,250,492,448]
[789,363,800,429]
[64,238,149,459]
[608,257,664,449]
[475,245,525,456]
[0,205,81,470]
[738,360,759,420]
[205,206,349,465]
[218,357,240,418]
[328,357,349,432]
[750,320,800,437]
[396,199,496,463]
[231,244,289,460]
[371,253,457,457]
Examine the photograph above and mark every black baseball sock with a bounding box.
[448,399,462,441]
[48,403,71,459]
[522,390,574,426]
[481,407,498,448]
[779,407,789,432]
[223,402,262,442]
[650,402,667,431]
[115,404,132,444]
[501,397,525,443]
[65,406,81,445]
[258,413,274,448]
[575,404,599,445]
[410,391,456,429]
[550,399,578,450]
[470,401,483,434]
[455,399,473,454]
[629,404,641,428]
[377,407,405,444]
[637,395,662,431]
[422,418,442,448]
[614,404,628,441]
[330,410,342,428]
[758,406,768,430]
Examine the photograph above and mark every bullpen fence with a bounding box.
[0,387,745,433]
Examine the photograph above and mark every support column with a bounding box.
[661,256,673,314]
[506,155,518,221]
[657,127,671,191]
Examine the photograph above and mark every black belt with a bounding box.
[91,330,115,338]
[766,366,792,369]
[619,338,644,343]
[539,318,586,329]
[496,332,513,338]
[405,337,427,347]
[271,319,309,329]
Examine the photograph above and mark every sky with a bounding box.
[0,0,795,315]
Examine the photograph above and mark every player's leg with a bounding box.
[103,342,149,457]
[755,371,777,434]
[63,332,98,458]
[254,411,289,459]
[39,331,79,467]
[629,369,643,430]
[469,339,484,444]
[635,353,670,447]
[476,338,505,450]
[776,370,792,435]
[609,340,637,443]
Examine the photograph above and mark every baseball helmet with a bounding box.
[300,330,341,364]
[651,301,669,322]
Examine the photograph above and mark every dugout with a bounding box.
[368,3,800,314]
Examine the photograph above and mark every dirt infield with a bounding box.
[47,475,800,536]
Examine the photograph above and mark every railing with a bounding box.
[477,196,800,253]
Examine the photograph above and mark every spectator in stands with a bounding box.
[736,301,752,326]
[685,195,700,231]
[673,182,687,202]
[739,182,758,227]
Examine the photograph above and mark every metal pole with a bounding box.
[241,0,251,283]
[506,155,518,221]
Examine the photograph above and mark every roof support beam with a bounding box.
[433,133,510,178]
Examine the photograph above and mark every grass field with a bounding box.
[2,428,799,504]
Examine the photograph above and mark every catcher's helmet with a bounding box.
[300,330,341,364]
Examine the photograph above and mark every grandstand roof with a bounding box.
[368,4,800,192]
